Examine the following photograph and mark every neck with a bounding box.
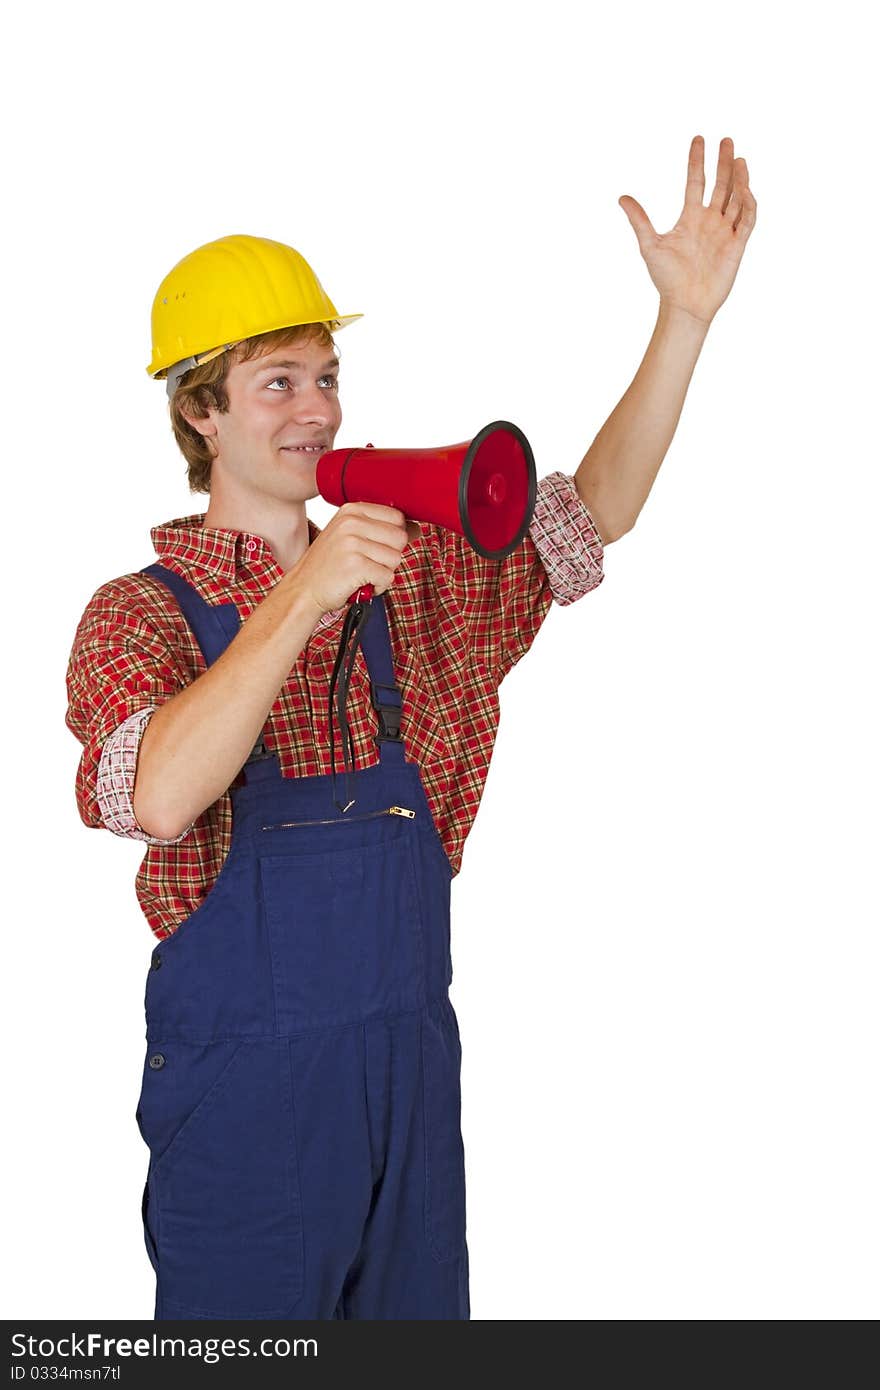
[203,485,311,573]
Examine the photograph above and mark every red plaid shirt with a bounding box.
[66,471,605,940]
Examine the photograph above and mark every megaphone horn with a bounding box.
[316,419,538,605]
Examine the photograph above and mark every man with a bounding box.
[65,137,755,1320]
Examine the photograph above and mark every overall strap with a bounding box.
[326,592,406,813]
[358,595,404,744]
[140,562,268,762]
[141,564,406,799]
[141,562,241,666]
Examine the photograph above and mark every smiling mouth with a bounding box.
[281,446,326,454]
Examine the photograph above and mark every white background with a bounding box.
[3,0,877,1322]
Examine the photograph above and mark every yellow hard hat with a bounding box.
[147,233,363,398]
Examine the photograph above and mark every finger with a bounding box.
[345,501,407,524]
[710,137,736,213]
[357,539,410,573]
[618,194,657,251]
[734,169,757,236]
[684,133,706,207]
[726,162,744,221]
[728,158,749,228]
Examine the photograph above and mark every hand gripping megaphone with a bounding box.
[316,419,538,604]
[314,419,537,814]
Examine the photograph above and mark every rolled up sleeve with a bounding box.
[65,579,190,836]
[97,706,194,844]
[528,471,605,606]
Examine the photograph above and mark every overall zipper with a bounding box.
[261,805,416,832]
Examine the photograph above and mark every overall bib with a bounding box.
[134,564,469,1320]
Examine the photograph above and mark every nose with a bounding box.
[293,378,338,425]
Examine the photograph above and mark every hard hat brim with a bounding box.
[150,311,364,381]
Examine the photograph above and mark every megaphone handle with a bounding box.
[345,443,376,605]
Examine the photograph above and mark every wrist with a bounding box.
[279,567,327,625]
[658,299,713,335]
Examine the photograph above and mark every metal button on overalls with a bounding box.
[133,563,469,1320]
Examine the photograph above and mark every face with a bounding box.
[195,332,342,505]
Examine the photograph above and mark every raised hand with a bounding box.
[618,135,757,327]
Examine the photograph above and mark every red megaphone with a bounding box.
[316,419,537,604]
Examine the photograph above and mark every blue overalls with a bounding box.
[134,563,469,1320]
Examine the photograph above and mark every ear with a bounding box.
[178,406,218,443]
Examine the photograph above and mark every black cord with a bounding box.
[328,598,373,812]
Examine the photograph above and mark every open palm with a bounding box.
[619,135,757,326]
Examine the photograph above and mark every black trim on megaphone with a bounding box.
[458,419,537,560]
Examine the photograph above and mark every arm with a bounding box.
[576,134,757,541]
[574,304,709,542]
[133,572,324,840]
[98,707,192,844]
[67,565,324,844]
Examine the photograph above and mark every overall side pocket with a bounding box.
[140,1039,304,1318]
[135,1039,241,1166]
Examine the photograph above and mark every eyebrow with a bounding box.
[255,358,340,374]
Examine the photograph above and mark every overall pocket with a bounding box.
[140,1175,159,1278]
[136,1038,304,1318]
[260,830,424,1032]
[421,1003,467,1263]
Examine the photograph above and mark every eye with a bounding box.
[266,374,339,392]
